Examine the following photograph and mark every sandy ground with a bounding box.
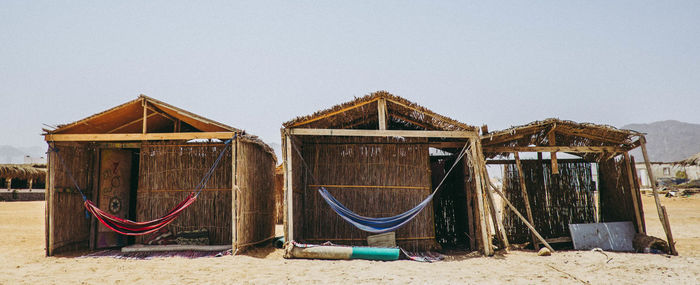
[0,196,698,284]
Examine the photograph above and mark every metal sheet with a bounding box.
[568,222,636,252]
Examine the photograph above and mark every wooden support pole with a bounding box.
[624,152,644,234]
[28,179,33,190]
[640,137,677,255]
[482,170,555,253]
[514,152,540,250]
[377,98,388,130]
[548,129,558,174]
[5,178,10,190]
[232,136,238,250]
[470,140,493,256]
[474,141,509,251]
[285,134,295,242]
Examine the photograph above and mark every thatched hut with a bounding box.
[281,91,496,254]
[481,118,677,254]
[43,95,276,255]
[0,164,46,190]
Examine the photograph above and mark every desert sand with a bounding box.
[0,195,698,284]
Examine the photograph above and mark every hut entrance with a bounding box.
[95,148,140,249]
[431,153,470,250]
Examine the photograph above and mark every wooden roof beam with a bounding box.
[44,132,238,142]
[482,146,625,153]
[288,128,477,138]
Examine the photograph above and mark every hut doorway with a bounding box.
[95,148,140,249]
[431,153,471,250]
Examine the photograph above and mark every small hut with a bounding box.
[481,118,677,254]
[43,95,276,255]
[0,164,46,190]
[281,91,496,254]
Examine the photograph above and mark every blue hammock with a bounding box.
[318,187,437,234]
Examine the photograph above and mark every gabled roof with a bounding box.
[282,91,476,131]
[47,95,237,135]
[481,118,642,158]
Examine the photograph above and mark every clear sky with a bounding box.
[1,1,699,148]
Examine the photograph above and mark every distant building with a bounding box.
[635,162,700,188]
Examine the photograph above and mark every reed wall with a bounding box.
[47,143,94,254]
[293,136,438,251]
[137,142,232,245]
[234,140,276,248]
[598,155,645,232]
[502,160,596,244]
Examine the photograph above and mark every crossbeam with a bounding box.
[44,132,237,142]
[288,128,477,138]
[482,146,624,153]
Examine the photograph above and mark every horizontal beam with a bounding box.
[288,128,477,138]
[44,132,237,142]
[482,146,624,153]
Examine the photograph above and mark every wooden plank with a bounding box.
[640,137,677,255]
[377,98,387,130]
[514,152,540,250]
[288,128,477,138]
[285,134,295,242]
[548,130,559,174]
[470,140,492,256]
[44,132,238,142]
[482,146,623,153]
[88,148,99,250]
[624,152,644,233]
[661,206,676,255]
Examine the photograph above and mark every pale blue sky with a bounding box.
[1,1,699,147]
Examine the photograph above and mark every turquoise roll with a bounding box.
[350,247,400,261]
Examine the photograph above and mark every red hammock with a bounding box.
[85,193,197,235]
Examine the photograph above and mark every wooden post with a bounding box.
[141,99,147,134]
[232,136,238,250]
[285,134,295,242]
[483,172,555,252]
[5,178,11,190]
[548,129,558,175]
[470,140,492,256]
[377,98,388,130]
[474,141,509,251]
[640,137,677,255]
[514,152,539,250]
[623,152,644,234]
[88,148,99,250]
[46,143,54,256]
[28,179,33,190]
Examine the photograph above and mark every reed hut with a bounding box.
[481,118,677,254]
[281,91,496,254]
[43,95,276,255]
[0,164,46,190]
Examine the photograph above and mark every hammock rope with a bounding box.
[290,136,471,234]
[48,137,233,236]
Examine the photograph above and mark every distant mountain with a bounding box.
[622,120,700,162]
[0,145,46,164]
